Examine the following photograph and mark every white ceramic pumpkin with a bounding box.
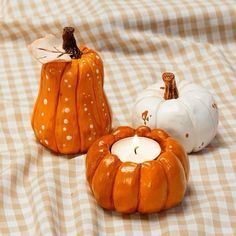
[132,72,218,153]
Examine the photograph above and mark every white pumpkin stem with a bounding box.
[62,27,82,59]
[162,72,179,100]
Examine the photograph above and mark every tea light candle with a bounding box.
[111,135,161,163]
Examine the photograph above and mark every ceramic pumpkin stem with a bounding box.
[62,27,82,59]
[162,72,179,100]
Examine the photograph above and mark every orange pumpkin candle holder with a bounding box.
[30,27,112,154]
[86,126,190,214]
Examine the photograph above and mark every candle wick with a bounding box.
[134,146,139,155]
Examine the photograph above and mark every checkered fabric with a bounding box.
[1,0,236,235]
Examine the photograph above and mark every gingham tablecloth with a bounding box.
[0,1,236,235]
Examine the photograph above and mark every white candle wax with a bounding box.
[111,135,161,163]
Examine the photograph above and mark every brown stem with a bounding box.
[62,27,82,59]
[162,72,179,100]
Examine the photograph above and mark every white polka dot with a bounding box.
[63,127,67,131]
[90,124,94,129]
[64,108,70,113]
[96,69,99,74]
[96,55,99,59]
[65,97,69,102]
[87,73,90,77]
[102,103,105,106]
[64,79,68,83]
[49,68,56,74]
[44,140,48,145]
[46,74,49,80]
[92,63,95,66]
[43,99,48,105]
[88,137,92,141]
[41,125,45,130]
[66,135,72,141]
[84,107,88,111]
[41,112,44,116]
[39,130,42,134]
[64,119,69,124]
[91,101,94,104]
[48,88,51,92]
[68,84,72,88]
[84,104,87,106]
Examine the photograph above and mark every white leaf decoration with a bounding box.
[28,34,72,64]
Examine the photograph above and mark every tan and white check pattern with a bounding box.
[0,0,236,235]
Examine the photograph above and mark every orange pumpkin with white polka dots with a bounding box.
[31,27,112,154]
